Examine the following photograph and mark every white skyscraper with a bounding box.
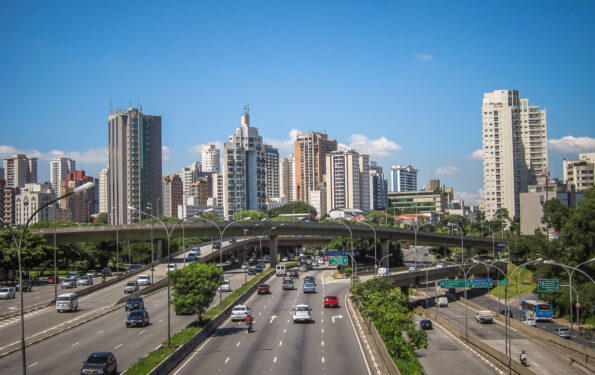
[3,154,37,188]
[222,106,267,219]
[202,144,220,173]
[324,150,370,214]
[390,165,418,192]
[179,162,201,204]
[482,90,548,219]
[279,153,296,202]
[98,168,109,214]
[50,157,76,195]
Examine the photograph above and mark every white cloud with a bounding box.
[264,129,299,154]
[188,142,225,154]
[162,145,171,162]
[415,53,434,61]
[347,134,402,157]
[0,145,108,163]
[456,189,484,206]
[435,166,459,175]
[465,149,483,160]
[548,136,595,154]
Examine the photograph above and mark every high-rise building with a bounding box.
[202,144,220,173]
[188,176,211,206]
[179,162,201,204]
[57,171,95,223]
[324,150,370,214]
[212,173,224,206]
[264,145,280,198]
[563,153,595,192]
[279,153,296,202]
[162,174,183,217]
[108,107,162,224]
[0,167,4,181]
[98,168,109,214]
[295,132,337,204]
[369,161,388,210]
[390,165,418,192]
[222,106,267,219]
[14,183,55,225]
[482,90,548,219]
[50,157,76,195]
[0,180,19,226]
[3,154,37,188]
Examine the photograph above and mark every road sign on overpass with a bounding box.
[326,250,346,256]
[469,278,493,288]
[440,278,494,288]
[538,278,559,292]
[329,256,348,265]
[440,279,466,288]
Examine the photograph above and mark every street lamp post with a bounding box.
[404,219,431,270]
[53,219,57,301]
[481,224,496,259]
[0,181,94,375]
[449,223,465,262]
[360,220,377,270]
[146,203,155,284]
[110,206,119,275]
[127,206,198,348]
[332,220,354,287]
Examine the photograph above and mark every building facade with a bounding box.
[58,171,95,223]
[563,152,595,192]
[3,154,37,188]
[369,161,388,210]
[98,168,109,214]
[0,180,18,226]
[202,144,220,173]
[279,153,296,203]
[264,145,280,199]
[50,157,76,196]
[390,165,418,192]
[324,150,370,214]
[188,176,211,206]
[14,183,55,225]
[387,189,449,214]
[108,107,162,224]
[162,174,183,217]
[482,90,548,219]
[179,162,201,204]
[222,107,267,219]
[295,132,337,204]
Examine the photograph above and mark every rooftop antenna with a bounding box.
[109,99,113,114]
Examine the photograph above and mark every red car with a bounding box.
[324,295,339,308]
[257,284,270,294]
[46,276,60,284]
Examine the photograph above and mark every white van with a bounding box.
[436,296,448,307]
[276,264,286,277]
[56,292,78,312]
[377,267,391,277]
[191,246,201,255]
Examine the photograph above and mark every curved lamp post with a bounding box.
[0,180,94,375]
[480,224,496,259]
[127,206,198,348]
[403,219,432,270]
[331,219,355,287]
[359,220,377,270]
[448,223,465,262]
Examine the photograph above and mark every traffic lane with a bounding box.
[0,268,255,374]
[440,300,577,374]
[414,316,494,375]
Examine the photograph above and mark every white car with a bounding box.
[231,305,251,321]
[523,318,537,327]
[241,262,250,270]
[137,274,152,285]
[436,262,446,269]
[77,275,93,286]
[85,270,98,277]
[218,280,231,292]
[318,259,324,265]
[167,264,177,272]
[0,287,16,299]
[281,257,288,262]
[292,304,312,323]
[408,266,419,272]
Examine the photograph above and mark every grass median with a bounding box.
[125,266,276,375]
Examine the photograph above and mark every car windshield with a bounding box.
[558,328,569,332]
[0,288,9,292]
[304,283,314,287]
[138,276,148,279]
[127,298,140,303]
[296,306,309,312]
[57,296,71,301]
[64,278,73,282]
[126,282,136,286]
[233,307,246,312]
[86,355,108,364]
[325,296,337,300]
[129,311,144,317]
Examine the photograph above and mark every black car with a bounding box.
[213,242,221,249]
[289,269,299,279]
[247,267,257,275]
[126,309,150,327]
[420,319,433,330]
[81,352,117,375]
[500,309,514,318]
[15,279,33,292]
[125,296,144,311]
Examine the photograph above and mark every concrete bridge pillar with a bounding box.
[269,235,278,268]
[381,239,390,267]
[465,246,473,259]
[156,240,163,261]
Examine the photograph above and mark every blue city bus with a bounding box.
[521,300,553,321]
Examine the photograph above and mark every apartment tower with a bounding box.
[279,154,296,203]
[390,165,418,192]
[324,150,370,214]
[295,132,337,204]
[98,168,109,214]
[482,90,548,219]
[3,154,37,188]
[202,144,220,173]
[108,107,162,224]
[50,157,76,195]
[264,145,280,199]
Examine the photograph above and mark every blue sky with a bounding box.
[1,1,594,205]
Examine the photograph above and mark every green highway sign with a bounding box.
[538,278,559,293]
[329,256,348,265]
[440,279,467,288]
[469,278,493,288]
[498,279,508,285]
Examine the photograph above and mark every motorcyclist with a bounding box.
[520,350,527,365]
[244,314,254,331]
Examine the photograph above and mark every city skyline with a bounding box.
[2,1,594,206]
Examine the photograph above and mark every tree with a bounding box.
[199,212,223,222]
[542,198,572,233]
[365,210,394,227]
[270,202,317,218]
[170,263,222,321]
[560,198,595,265]
[231,210,267,221]
[95,213,108,224]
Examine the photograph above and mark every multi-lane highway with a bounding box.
[173,267,371,375]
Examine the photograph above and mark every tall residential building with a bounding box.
[162,174,183,217]
[279,153,296,202]
[202,144,220,173]
[324,150,370,214]
[58,171,95,223]
[390,165,418,192]
[264,145,280,198]
[369,161,388,210]
[3,154,37,188]
[482,90,548,219]
[212,173,224,206]
[222,107,267,219]
[563,152,595,192]
[295,132,337,204]
[0,167,4,181]
[179,162,201,204]
[108,107,162,224]
[50,157,76,195]
[0,180,18,226]
[98,168,109,214]
[14,183,55,225]
[188,176,211,206]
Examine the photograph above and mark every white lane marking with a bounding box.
[27,362,38,368]
[332,315,344,323]
[139,329,146,335]
[321,319,324,323]
[273,356,277,363]
[283,328,286,333]
[158,319,163,323]
[322,356,325,363]
[72,341,80,347]
[346,293,373,375]
[322,341,324,346]
[269,315,277,323]
[259,312,262,316]
[96,330,104,334]
[236,342,241,347]
[321,329,324,333]
[115,343,123,349]
[279,341,283,346]
[154,345,161,350]
[225,357,230,364]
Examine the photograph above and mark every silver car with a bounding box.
[61,278,77,289]
[0,287,16,299]
[77,276,94,286]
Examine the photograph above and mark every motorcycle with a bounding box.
[520,352,528,366]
